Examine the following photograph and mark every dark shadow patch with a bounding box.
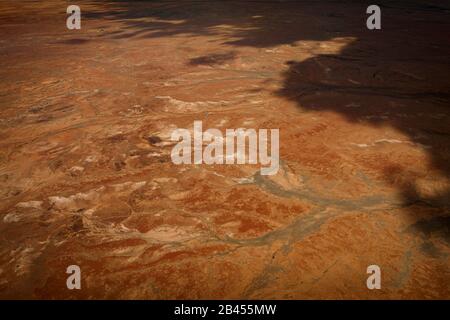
[189,51,236,66]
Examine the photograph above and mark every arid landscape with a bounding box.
[0,0,449,299]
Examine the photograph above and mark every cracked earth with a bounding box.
[0,1,449,299]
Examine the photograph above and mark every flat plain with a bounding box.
[0,0,449,299]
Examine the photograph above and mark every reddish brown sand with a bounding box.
[0,1,449,299]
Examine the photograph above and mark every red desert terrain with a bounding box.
[0,0,449,299]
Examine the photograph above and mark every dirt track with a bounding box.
[0,0,449,299]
